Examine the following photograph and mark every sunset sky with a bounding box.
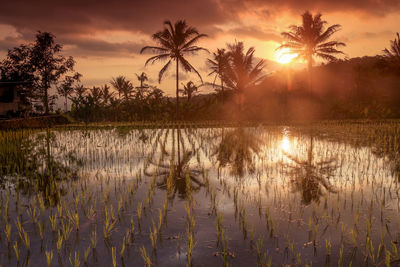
[0,0,399,96]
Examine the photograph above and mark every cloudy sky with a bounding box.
[0,0,399,95]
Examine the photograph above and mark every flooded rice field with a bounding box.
[1,122,400,266]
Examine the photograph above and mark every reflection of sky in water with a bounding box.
[21,127,399,266]
[43,127,395,201]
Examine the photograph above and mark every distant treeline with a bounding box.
[68,55,400,122]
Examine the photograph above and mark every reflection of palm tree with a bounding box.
[208,49,229,103]
[141,20,208,119]
[216,128,261,177]
[144,128,204,200]
[278,11,345,89]
[283,136,337,205]
[383,32,400,61]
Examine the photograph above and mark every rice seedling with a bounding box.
[140,246,152,267]
[13,241,19,263]
[112,246,116,267]
[4,222,11,244]
[49,213,58,232]
[45,250,53,267]
[103,206,116,240]
[69,251,81,267]
[91,227,97,249]
[83,245,91,264]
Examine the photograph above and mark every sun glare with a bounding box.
[281,135,291,152]
[275,48,297,64]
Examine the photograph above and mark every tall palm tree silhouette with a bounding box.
[222,41,265,111]
[140,20,208,119]
[208,48,229,103]
[110,76,133,101]
[278,11,345,90]
[383,32,400,61]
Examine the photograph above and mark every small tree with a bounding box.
[57,73,81,111]
[110,76,134,102]
[180,81,198,101]
[0,31,77,114]
[30,32,76,113]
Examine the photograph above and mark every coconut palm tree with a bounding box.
[278,11,345,89]
[110,76,133,102]
[222,41,265,110]
[180,81,198,101]
[101,84,114,105]
[140,20,208,119]
[56,73,81,112]
[136,72,148,88]
[383,32,400,61]
[208,48,229,103]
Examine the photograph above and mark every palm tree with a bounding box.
[140,20,208,119]
[223,41,265,110]
[278,11,345,89]
[57,73,81,111]
[135,72,148,88]
[110,76,133,101]
[208,48,229,103]
[57,82,74,112]
[180,81,198,101]
[383,32,400,61]
[101,84,114,105]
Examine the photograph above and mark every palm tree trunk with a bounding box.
[221,78,224,104]
[307,54,313,92]
[176,59,179,120]
[65,95,68,112]
[44,86,49,114]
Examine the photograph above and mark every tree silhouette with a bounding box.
[278,11,345,90]
[383,32,400,61]
[1,31,77,114]
[101,84,115,105]
[56,73,81,111]
[180,81,198,101]
[110,76,133,101]
[141,20,208,119]
[207,49,229,103]
[135,72,148,88]
[223,41,265,111]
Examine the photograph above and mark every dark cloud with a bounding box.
[0,0,399,59]
[226,26,282,42]
[1,0,398,37]
[61,37,146,57]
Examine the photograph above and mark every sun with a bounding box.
[275,48,297,64]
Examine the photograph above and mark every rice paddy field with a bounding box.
[1,121,400,267]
